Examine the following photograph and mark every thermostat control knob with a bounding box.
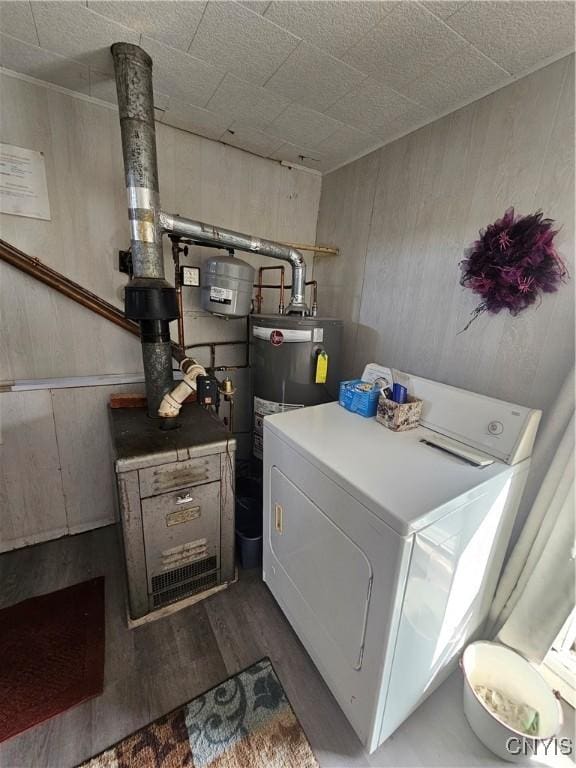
[488,421,503,435]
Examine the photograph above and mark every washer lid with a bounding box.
[264,402,519,536]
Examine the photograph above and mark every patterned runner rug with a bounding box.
[79,658,318,768]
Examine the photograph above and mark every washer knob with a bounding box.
[488,421,503,435]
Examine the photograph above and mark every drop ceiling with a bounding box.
[0,1,574,173]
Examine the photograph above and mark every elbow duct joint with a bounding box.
[160,210,308,314]
[158,358,206,418]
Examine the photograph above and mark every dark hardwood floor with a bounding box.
[0,526,570,768]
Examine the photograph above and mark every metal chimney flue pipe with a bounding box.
[111,42,178,417]
[158,212,308,314]
[160,211,308,315]
[111,42,310,417]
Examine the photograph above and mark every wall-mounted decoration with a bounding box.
[0,143,51,221]
[459,208,567,331]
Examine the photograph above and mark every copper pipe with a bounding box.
[307,280,318,316]
[171,239,185,351]
[229,397,234,433]
[277,241,339,256]
[0,238,186,361]
[252,279,318,315]
[255,265,286,314]
[185,317,250,370]
[184,340,248,369]
[0,238,139,336]
[279,268,285,314]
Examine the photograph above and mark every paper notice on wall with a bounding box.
[0,143,51,220]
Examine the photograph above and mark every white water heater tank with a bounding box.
[201,255,255,318]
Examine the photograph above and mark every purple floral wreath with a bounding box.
[459,208,568,332]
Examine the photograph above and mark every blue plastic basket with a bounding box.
[338,379,380,418]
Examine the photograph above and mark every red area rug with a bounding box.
[0,577,105,743]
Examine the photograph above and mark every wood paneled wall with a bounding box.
[0,70,321,552]
[0,72,321,381]
[315,55,574,535]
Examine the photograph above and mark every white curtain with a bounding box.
[487,369,575,663]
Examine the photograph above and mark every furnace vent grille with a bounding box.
[151,556,217,594]
[150,556,219,608]
[152,571,218,608]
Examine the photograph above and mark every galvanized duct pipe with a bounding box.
[112,42,178,418]
[159,212,307,314]
[112,42,309,416]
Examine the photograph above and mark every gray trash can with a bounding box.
[235,477,262,569]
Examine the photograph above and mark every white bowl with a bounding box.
[461,641,563,763]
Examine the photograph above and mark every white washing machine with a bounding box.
[262,371,541,753]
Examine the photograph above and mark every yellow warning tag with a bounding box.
[315,351,328,384]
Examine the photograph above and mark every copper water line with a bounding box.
[252,279,318,316]
[184,340,249,369]
[307,280,318,314]
[170,239,185,353]
[0,238,186,362]
[185,317,250,370]
[255,265,285,314]
[276,242,339,256]
[228,397,234,433]
[0,238,140,336]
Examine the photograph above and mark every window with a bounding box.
[539,609,576,707]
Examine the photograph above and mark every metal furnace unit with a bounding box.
[110,405,235,622]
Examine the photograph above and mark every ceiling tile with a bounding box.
[266,103,344,149]
[326,77,431,137]
[263,1,397,57]
[314,125,381,171]
[221,121,284,158]
[401,44,509,114]
[161,101,231,140]
[140,36,226,108]
[374,99,437,143]
[89,68,170,110]
[0,1,40,46]
[31,2,140,75]
[1,0,572,176]
[343,2,468,90]
[269,141,323,171]
[206,73,289,131]
[445,1,575,75]
[188,1,300,86]
[238,1,271,13]
[87,1,206,52]
[264,41,366,111]
[0,32,90,93]
[420,1,469,20]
